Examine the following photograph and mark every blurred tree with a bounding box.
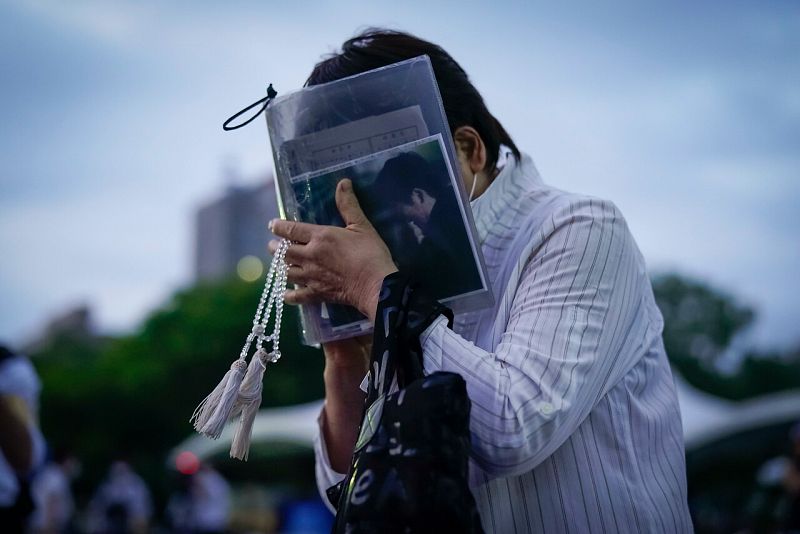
[31,277,325,505]
[653,273,754,367]
[652,273,800,400]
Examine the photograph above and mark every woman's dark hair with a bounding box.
[306,29,521,174]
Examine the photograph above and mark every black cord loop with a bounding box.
[222,84,278,131]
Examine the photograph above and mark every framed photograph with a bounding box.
[285,134,490,339]
[267,56,493,344]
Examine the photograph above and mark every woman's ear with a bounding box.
[453,126,488,174]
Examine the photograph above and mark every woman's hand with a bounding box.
[269,178,398,323]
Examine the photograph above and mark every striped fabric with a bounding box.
[315,153,693,533]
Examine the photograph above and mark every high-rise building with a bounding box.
[194,179,280,281]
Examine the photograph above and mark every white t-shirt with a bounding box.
[0,355,45,507]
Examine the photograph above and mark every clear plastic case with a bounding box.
[266,55,493,345]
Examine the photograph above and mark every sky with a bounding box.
[0,0,798,351]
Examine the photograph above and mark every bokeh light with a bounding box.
[175,451,200,475]
[237,255,264,282]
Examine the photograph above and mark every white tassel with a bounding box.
[230,349,269,460]
[191,359,240,431]
[190,238,290,458]
[197,359,248,439]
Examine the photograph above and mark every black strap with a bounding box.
[365,272,452,406]
[222,84,278,131]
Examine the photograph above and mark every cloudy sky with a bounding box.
[1,1,797,350]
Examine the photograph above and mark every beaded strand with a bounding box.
[245,238,289,362]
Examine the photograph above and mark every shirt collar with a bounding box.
[470,150,543,242]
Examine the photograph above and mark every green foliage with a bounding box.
[32,277,324,502]
[652,273,800,400]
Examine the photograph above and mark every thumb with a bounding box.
[336,179,370,227]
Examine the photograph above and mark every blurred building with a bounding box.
[194,178,280,281]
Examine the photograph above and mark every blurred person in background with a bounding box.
[748,455,790,532]
[165,462,230,534]
[28,447,79,534]
[0,344,45,533]
[190,462,230,534]
[87,459,152,534]
[746,422,800,533]
[166,473,194,534]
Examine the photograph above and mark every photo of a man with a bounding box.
[367,151,483,300]
[288,135,486,332]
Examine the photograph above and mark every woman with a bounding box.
[269,29,692,532]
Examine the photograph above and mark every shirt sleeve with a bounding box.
[420,198,651,481]
[314,404,347,514]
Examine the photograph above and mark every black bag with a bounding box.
[328,273,484,533]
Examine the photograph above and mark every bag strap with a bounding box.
[396,278,453,386]
[364,272,452,406]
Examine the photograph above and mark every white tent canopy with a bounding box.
[169,400,323,465]
[170,378,800,465]
[675,375,800,449]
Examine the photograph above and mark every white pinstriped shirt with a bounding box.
[315,153,693,533]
